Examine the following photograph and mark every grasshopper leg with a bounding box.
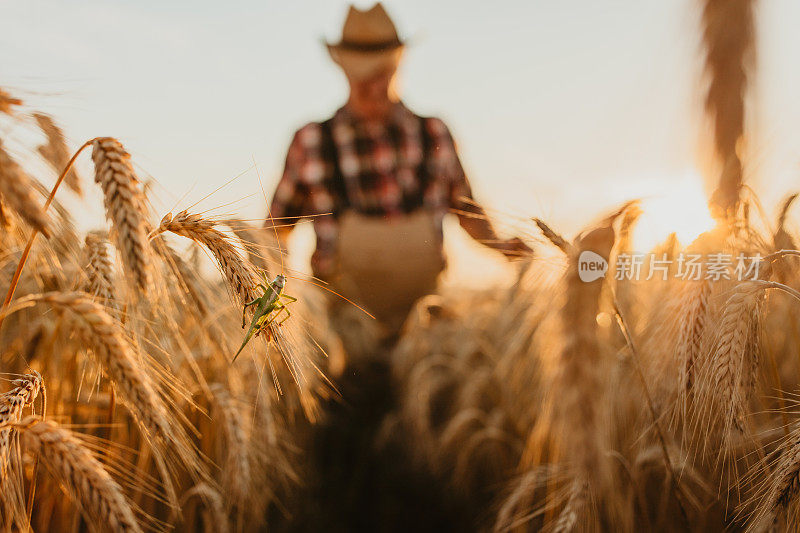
[266,304,291,328]
[270,296,295,327]
[241,299,260,328]
[256,306,286,336]
[253,307,277,337]
[276,306,292,326]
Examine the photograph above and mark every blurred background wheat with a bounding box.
[3,0,800,532]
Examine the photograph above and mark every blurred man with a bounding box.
[268,3,528,335]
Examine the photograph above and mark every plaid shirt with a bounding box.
[269,102,476,276]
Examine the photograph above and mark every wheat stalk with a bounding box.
[542,216,618,530]
[556,224,615,467]
[91,138,152,290]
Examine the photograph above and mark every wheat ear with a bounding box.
[533,218,573,255]
[705,282,762,437]
[10,292,202,500]
[33,113,82,195]
[0,140,51,237]
[552,480,586,533]
[744,425,800,531]
[91,138,152,290]
[182,483,230,533]
[0,89,22,115]
[16,416,143,533]
[209,384,252,512]
[773,193,798,252]
[82,232,116,308]
[153,211,258,305]
[676,279,711,396]
[702,0,756,216]
[151,237,209,318]
[0,372,43,479]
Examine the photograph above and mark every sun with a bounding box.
[632,170,716,252]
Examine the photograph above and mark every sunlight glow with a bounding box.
[632,170,716,252]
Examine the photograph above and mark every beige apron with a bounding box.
[330,210,445,335]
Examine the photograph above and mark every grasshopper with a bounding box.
[232,273,297,362]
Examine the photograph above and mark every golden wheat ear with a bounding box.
[0,141,52,238]
[33,113,83,196]
[0,88,23,114]
[91,138,153,291]
[533,217,573,255]
[16,417,145,533]
[152,210,259,306]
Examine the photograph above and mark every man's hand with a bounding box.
[493,237,532,260]
[457,208,532,260]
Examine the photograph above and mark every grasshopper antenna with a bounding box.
[183,164,256,213]
[252,155,285,274]
[284,274,376,320]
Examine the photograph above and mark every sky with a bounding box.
[2,0,800,280]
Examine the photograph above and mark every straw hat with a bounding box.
[326,3,405,80]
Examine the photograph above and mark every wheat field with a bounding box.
[4,1,800,531]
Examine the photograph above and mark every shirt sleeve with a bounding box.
[268,127,312,227]
[425,118,480,215]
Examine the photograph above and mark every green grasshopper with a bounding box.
[232,273,297,362]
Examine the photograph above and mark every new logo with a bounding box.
[578,251,608,282]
